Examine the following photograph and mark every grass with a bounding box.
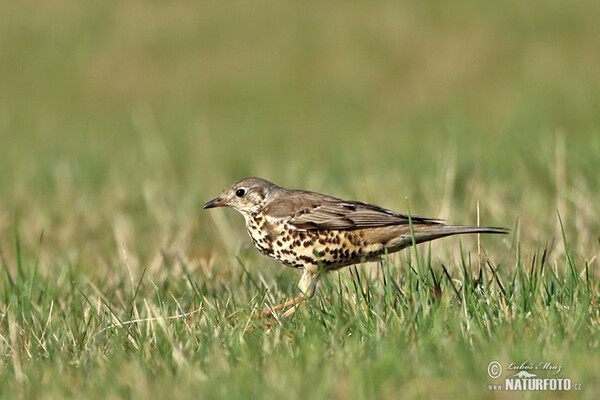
[2,221,598,399]
[1,0,600,399]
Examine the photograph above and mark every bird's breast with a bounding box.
[245,214,390,271]
[244,213,276,256]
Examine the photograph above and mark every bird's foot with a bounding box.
[261,296,304,318]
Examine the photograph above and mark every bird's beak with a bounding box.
[203,197,225,209]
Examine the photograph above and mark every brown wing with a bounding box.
[265,190,441,231]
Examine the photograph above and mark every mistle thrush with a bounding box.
[204,177,508,314]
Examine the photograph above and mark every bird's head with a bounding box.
[203,177,281,216]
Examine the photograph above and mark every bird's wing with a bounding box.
[266,191,441,231]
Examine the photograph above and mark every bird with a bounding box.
[203,177,508,316]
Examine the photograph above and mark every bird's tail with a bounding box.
[413,225,510,244]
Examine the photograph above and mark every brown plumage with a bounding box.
[204,177,508,314]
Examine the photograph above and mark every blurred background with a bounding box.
[1,0,599,280]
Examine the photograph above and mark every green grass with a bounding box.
[1,224,598,399]
[1,1,600,399]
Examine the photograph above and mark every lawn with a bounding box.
[1,1,599,399]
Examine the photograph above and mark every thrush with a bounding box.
[204,177,508,315]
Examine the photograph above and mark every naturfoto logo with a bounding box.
[487,361,582,392]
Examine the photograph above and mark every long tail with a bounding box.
[413,225,510,245]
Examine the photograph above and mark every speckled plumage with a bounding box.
[203,177,509,306]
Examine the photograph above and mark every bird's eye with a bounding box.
[236,188,246,197]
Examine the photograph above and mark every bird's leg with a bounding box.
[262,266,320,318]
[297,265,320,298]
